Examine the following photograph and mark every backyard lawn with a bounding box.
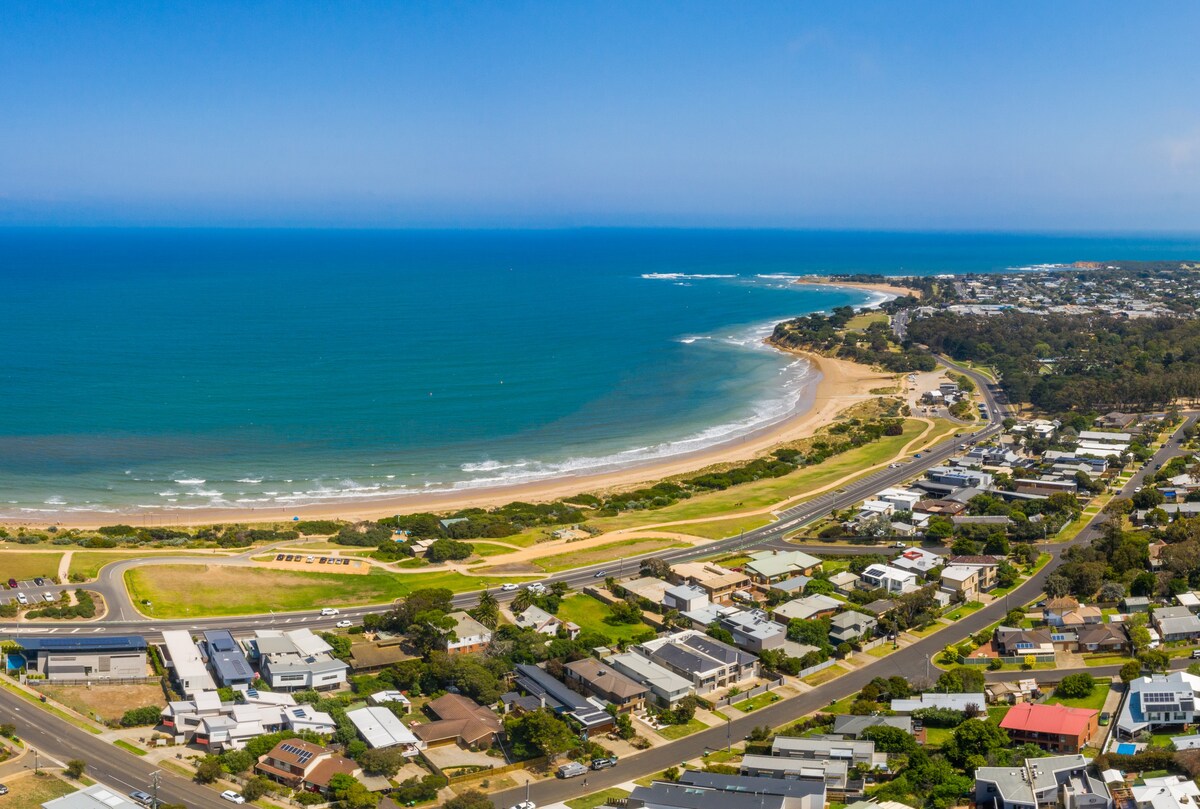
[125,565,534,618]
[555,594,656,644]
[1047,684,1111,713]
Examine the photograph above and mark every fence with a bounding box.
[712,673,785,708]
[31,676,163,686]
[957,654,1055,666]
[795,658,838,679]
[440,756,548,784]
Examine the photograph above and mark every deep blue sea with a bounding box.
[2,228,1198,518]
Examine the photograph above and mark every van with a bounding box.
[320,607,340,616]
[556,762,587,779]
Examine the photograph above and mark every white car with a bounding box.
[335,620,352,628]
[509,802,536,809]
[220,790,246,804]
[500,583,520,591]
[320,607,340,616]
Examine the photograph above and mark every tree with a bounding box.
[383,588,455,632]
[426,538,472,563]
[1133,488,1166,510]
[511,589,535,613]
[241,777,273,801]
[407,610,457,655]
[120,705,163,727]
[469,590,500,629]
[1141,648,1171,673]
[1120,660,1143,683]
[862,724,918,754]
[607,599,643,625]
[327,774,377,809]
[944,718,1010,768]
[1128,613,1153,654]
[1057,673,1095,699]
[65,760,86,780]
[504,709,578,762]
[444,792,494,809]
[195,755,224,784]
[358,747,404,777]
[641,557,672,579]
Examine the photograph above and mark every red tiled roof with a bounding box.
[1000,702,1096,737]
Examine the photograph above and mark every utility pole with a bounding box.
[151,770,160,809]
[727,716,732,753]
[32,748,39,775]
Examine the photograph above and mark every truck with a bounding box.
[556,762,587,779]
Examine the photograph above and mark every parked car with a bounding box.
[16,593,28,605]
[221,790,246,804]
[44,592,55,602]
[508,802,535,809]
[33,577,44,586]
[6,578,16,589]
[556,762,587,779]
[0,784,9,796]
[306,556,315,563]
[1099,712,1111,725]
[128,791,154,807]
[590,757,617,770]
[275,554,284,561]
[320,607,340,616]
[335,620,353,628]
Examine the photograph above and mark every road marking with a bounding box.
[70,628,80,634]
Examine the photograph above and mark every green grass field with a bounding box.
[1,774,77,809]
[555,594,656,644]
[68,550,234,580]
[0,552,63,581]
[1047,684,1110,713]
[589,419,948,533]
[565,789,631,809]
[846,311,889,330]
[656,717,708,740]
[125,564,536,618]
[534,538,686,573]
[733,692,781,712]
[679,515,774,540]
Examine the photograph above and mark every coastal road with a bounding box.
[0,685,228,809]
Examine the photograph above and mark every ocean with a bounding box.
[2,228,1198,518]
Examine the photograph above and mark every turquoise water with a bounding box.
[1,228,1198,517]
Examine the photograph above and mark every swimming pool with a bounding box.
[4,652,25,671]
[1116,743,1137,755]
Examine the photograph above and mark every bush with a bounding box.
[1057,673,1096,699]
[120,706,162,727]
[65,760,86,779]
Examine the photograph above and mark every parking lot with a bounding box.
[0,578,68,607]
[253,552,370,576]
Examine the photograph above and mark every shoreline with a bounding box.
[793,276,923,300]
[2,352,895,530]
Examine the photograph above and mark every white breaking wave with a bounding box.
[237,477,263,484]
[641,273,737,280]
[174,477,205,485]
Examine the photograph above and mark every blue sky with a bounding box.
[3,2,1199,230]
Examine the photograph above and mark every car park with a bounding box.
[221,790,246,804]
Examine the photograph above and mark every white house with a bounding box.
[858,563,918,594]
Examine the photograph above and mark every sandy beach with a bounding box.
[6,352,896,530]
[793,276,923,300]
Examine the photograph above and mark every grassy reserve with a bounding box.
[554,593,656,643]
[533,537,687,573]
[0,551,63,581]
[124,565,537,618]
[0,774,77,809]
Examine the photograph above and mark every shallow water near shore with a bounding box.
[2,228,1198,517]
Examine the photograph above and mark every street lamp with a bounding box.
[726,716,732,753]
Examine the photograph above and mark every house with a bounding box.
[891,693,987,713]
[1116,672,1200,739]
[772,594,841,622]
[948,556,1000,590]
[669,562,750,604]
[664,584,710,613]
[941,565,984,599]
[627,773,825,809]
[994,626,1056,657]
[744,550,823,584]
[999,703,1099,753]
[877,487,922,513]
[768,575,813,597]
[1132,775,1200,809]
[1097,412,1137,430]
[858,563,918,594]
[411,693,502,748]
[160,631,218,697]
[1078,430,1132,445]
[446,611,493,655]
[1154,607,1200,641]
[1044,597,1103,628]
[348,642,412,673]
[507,664,613,732]
[161,686,337,749]
[201,630,255,688]
[368,690,411,708]
[829,612,877,645]
[914,498,968,516]
[831,715,913,739]
[621,576,673,605]
[861,598,899,617]
[926,466,994,489]
[608,652,693,707]
[716,609,788,653]
[17,636,148,682]
[1075,624,1129,654]
[828,571,860,595]
[738,755,855,795]
[250,629,349,691]
[891,547,945,577]
[771,735,881,766]
[637,630,758,693]
[975,755,1112,809]
[563,657,648,714]
[514,605,579,638]
[346,706,421,756]
[42,784,144,809]
[1123,596,1153,613]
[255,739,361,795]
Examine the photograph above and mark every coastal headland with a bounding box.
[793,275,923,299]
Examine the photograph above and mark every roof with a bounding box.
[891,693,985,712]
[448,611,491,639]
[745,550,822,579]
[830,611,876,630]
[627,782,793,809]
[42,785,144,809]
[414,693,501,745]
[676,770,826,799]
[666,583,709,602]
[941,565,981,583]
[349,643,412,670]
[773,594,841,621]
[563,657,648,700]
[347,706,419,748]
[832,715,913,737]
[202,630,254,683]
[18,636,147,653]
[1001,702,1097,737]
[305,754,360,788]
[609,652,692,694]
[513,664,611,728]
[263,738,327,769]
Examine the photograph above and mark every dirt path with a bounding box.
[57,551,72,583]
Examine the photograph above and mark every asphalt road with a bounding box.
[0,685,228,808]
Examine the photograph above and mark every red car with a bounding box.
[7,578,17,589]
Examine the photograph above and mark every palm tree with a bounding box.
[470,590,500,628]
[512,589,534,613]
[549,581,570,598]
